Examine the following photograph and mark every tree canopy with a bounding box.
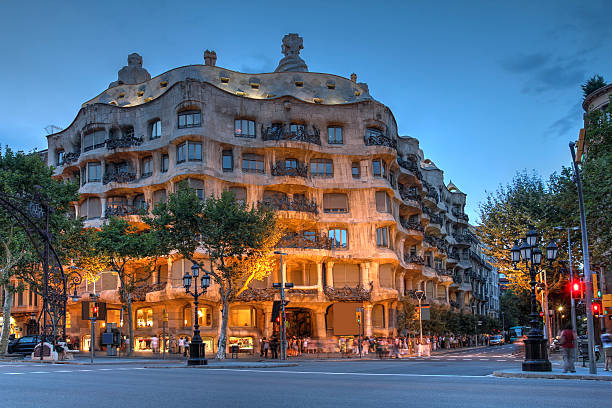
[581,74,607,98]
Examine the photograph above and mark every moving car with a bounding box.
[7,335,44,355]
[489,334,504,346]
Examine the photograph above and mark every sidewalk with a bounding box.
[494,366,612,381]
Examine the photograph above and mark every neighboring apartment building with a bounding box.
[45,34,489,352]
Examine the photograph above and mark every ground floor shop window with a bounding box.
[228,336,253,352]
[135,336,152,351]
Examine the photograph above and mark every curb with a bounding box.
[145,363,299,369]
[431,346,488,356]
[493,371,612,382]
[0,359,185,366]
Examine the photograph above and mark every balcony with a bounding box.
[429,213,444,226]
[399,185,421,205]
[324,284,372,302]
[103,169,136,184]
[364,132,397,149]
[453,233,472,245]
[404,254,425,265]
[105,202,148,217]
[271,161,308,178]
[400,218,424,232]
[259,197,318,214]
[452,207,469,221]
[422,180,440,203]
[397,158,422,179]
[61,152,80,165]
[262,124,321,145]
[276,232,332,249]
[125,281,167,302]
[106,134,143,150]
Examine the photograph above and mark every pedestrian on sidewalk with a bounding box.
[263,337,269,358]
[151,335,159,353]
[600,329,612,371]
[559,324,576,373]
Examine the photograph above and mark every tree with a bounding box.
[581,75,607,98]
[0,147,78,354]
[93,217,162,356]
[500,290,531,329]
[477,171,567,293]
[148,188,280,359]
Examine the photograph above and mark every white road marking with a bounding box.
[208,368,487,378]
[78,369,93,372]
[98,368,113,371]
[4,373,24,375]
[30,371,50,374]
[479,359,489,361]
[496,359,507,362]
[55,370,72,373]
[462,358,472,361]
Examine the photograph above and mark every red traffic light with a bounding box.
[275,316,280,323]
[572,282,580,292]
[593,302,601,315]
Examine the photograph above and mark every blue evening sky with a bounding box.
[1,0,610,221]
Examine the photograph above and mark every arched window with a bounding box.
[372,304,385,328]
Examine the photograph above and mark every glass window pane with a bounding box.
[248,121,255,136]
[194,112,201,126]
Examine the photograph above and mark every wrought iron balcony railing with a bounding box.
[399,185,421,204]
[271,161,308,177]
[106,135,144,150]
[262,124,321,145]
[397,158,422,179]
[404,254,425,265]
[61,152,80,165]
[364,132,397,149]
[259,197,318,214]
[103,170,136,184]
[400,218,424,232]
[276,232,332,249]
[105,202,148,217]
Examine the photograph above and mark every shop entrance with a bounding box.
[285,308,312,338]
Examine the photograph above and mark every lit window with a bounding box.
[329,228,348,249]
[151,120,162,139]
[376,226,390,248]
[198,307,212,327]
[141,157,153,178]
[161,154,169,172]
[222,150,233,172]
[242,154,264,174]
[87,162,101,182]
[234,119,255,138]
[136,308,153,328]
[229,307,255,327]
[178,110,202,128]
[310,158,333,177]
[328,126,343,144]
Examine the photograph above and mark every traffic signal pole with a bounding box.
[567,229,578,363]
[570,142,596,375]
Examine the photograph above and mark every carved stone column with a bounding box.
[263,304,273,338]
[364,304,373,337]
[315,310,326,339]
[359,262,369,286]
[325,261,334,288]
[397,272,405,297]
[316,263,323,292]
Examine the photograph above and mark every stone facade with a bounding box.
[46,34,497,352]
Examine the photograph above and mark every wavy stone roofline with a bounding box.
[83,64,374,108]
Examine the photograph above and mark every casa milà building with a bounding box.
[46,34,493,353]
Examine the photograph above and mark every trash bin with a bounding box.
[230,345,239,359]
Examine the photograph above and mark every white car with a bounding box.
[489,335,504,346]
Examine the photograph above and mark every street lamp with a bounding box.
[183,261,211,366]
[414,290,426,346]
[273,251,291,360]
[511,225,556,372]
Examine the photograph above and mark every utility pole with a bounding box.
[570,142,596,374]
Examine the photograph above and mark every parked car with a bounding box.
[7,335,44,355]
[489,335,504,346]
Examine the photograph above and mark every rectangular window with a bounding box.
[372,158,386,177]
[310,159,333,177]
[188,178,205,201]
[366,127,383,138]
[285,158,298,169]
[141,157,153,178]
[57,150,65,165]
[352,162,360,179]
[87,162,101,182]
[177,141,202,163]
[323,193,349,213]
[198,307,212,327]
[234,119,256,138]
[83,130,106,152]
[328,126,343,144]
[329,228,348,249]
[178,110,202,128]
[376,227,390,248]
[161,154,169,172]
[229,307,255,327]
[375,191,391,213]
[289,123,305,135]
[242,154,264,174]
[188,142,202,161]
[151,120,162,139]
[222,150,233,172]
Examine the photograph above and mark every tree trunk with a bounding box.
[0,288,14,355]
[216,297,229,359]
[126,293,134,356]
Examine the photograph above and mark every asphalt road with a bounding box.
[1,345,609,408]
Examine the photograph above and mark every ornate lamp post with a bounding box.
[510,226,557,372]
[183,262,211,365]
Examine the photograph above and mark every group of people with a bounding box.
[558,325,612,373]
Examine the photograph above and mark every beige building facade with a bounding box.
[46,34,497,353]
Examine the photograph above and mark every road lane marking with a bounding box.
[55,370,72,373]
[3,373,24,375]
[496,359,507,362]
[98,368,113,371]
[462,358,472,361]
[78,369,93,372]
[30,371,50,374]
[206,368,487,379]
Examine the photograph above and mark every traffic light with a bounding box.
[92,303,99,320]
[592,301,602,317]
[570,280,583,299]
[271,301,280,323]
[593,274,601,299]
